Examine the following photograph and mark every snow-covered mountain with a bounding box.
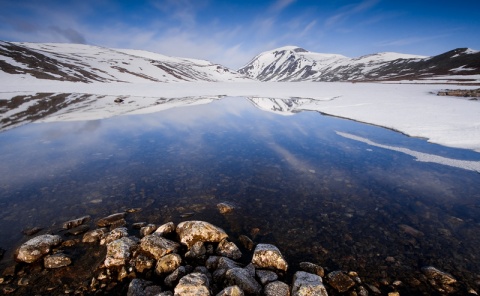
[238,46,480,82]
[0,41,251,83]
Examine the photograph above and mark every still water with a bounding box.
[1,96,480,292]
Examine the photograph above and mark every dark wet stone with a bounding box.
[216,239,242,260]
[299,262,324,277]
[82,228,108,243]
[256,269,278,285]
[96,212,126,227]
[225,267,261,295]
[139,235,180,260]
[67,224,90,236]
[326,270,355,293]
[185,241,206,259]
[44,253,72,268]
[264,281,290,296]
[174,272,211,296]
[205,256,221,270]
[164,266,186,287]
[62,215,91,229]
[292,271,328,296]
[133,222,148,229]
[127,278,162,296]
[238,235,254,251]
[21,227,42,236]
[15,234,62,263]
[422,266,457,294]
[251,243,288,271]
[109,218,127,230]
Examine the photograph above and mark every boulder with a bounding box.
[421,266,457,293]
[176,221,228,248]
[62,215,91,229]
[155,253,182,275]
[326,271,355,293]
[225,268,261,295]
[140,235,180,260]
[216,285,244,296]
[291,271,328,296]
[127,279,162,296]
[44,253,72,268]
[105,237,137,268]
[174,272,211,296]
[256,269,278,285]
[216,239,242,260]
[251,244,288,271]
[154,222,176,236]
[15,234,62,263]
[264,281,290,296]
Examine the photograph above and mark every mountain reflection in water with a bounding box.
[1,96,480,293]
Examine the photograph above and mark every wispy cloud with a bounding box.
[325,0,380,27]
[269,0,296,13]
[376,34,448,47]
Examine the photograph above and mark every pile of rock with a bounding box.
[437,88,480,98]
[3,211,463,295]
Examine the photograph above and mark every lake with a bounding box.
[1,95,480,294]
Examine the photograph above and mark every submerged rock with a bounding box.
[62,215,91,229]
[291,271,328,296]
[174,272,211,296]
[44,253,72,268]
[15,234,62,263]
[176,221,228,248]
[217,202,236,214]
[21,227,43,236]
[251,243,288,271]
[82,228,108,243]
[326,270,355,293]
[97,212,126,227]
[422,266,457,294]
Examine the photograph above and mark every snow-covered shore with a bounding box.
[1,80,479,152]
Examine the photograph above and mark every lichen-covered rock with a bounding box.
[140,224,158,237]
[216,285,244,296]
[299,262,324,277]
[62,215,91,229]
[225,268,261,295]
[155,253,182,275]
[264,281,290,296]
[82,228,108,243]
[251,244,288,271]
[100,227,129,245]
[217,202,235,214]
[154,222,176,236]
[105,237,137,268]
[44,253,71,268]
[292,271,328,296]
[140,235,180,260]
[326,271,355,293]
[176,221,228,248]
[97,212,126,227]
[15,234,62,263]
[127,278,162,296]
[216,239,242,260]
[421,266,457,294]
[256,269,278,285]
[174,272,211,296]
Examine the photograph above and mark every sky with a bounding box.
[0,0,479,69]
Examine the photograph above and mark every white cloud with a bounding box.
[269,0,296,13]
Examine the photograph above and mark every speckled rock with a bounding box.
[216,285,244,296]
[132,254,155,273]
[292,271,328,296]
[225,268,261,295]
[100,227,129,245]
[326,271,355,293]
[155,253,182,275]
[422,266,457,294]
[44,253,71,268]
[15,234,62,263]
[82,228,108,243]
[97,212,126,227]
[139,234,180,260]
[105,237,138,268]
[251,243,288,271]
[217,202,236,214]
[216,239,242,260]
[176,221,228,248]
[140,224,158,237]
[299,262,324,277]
[127,278,162,296]
[174,272,211,296]
[165,266,187,288]
[185,241,207,259]
[256,269,278,285]
[154,222,176,236]
[264,281,290,296]
[62,215,91,229]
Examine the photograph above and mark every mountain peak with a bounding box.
[273,46,308,53]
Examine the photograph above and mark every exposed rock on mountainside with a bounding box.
[0,41,251,83]
[238,46,480,83]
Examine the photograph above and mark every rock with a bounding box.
[15,234,62,263]
[139,235,180,260]
[140,224,158,237]
[82,228,108,243]
[206,256,221,270]
[251,243,288,271]
[216,239,242,260]
[62,215,91,229]
[422,266,457,293]
[21,227,42,236]
[357,285,369,296]
[174,272,211,296]
[44,253,72,268]
[154,222,176,236]
[155,253,182,275]
[127,278,162,296]
[291,271,328,296]
[214,257,243,280]
[67,225,90,236]
[165,266,187,287]
[132,254,155,273]
[133,222,148,229]
[105,237,137,268]
[185,241,207,259]
[326,270,355,293]
[264,281,290,296]
[299,262,324,277]
[216,285,245,296]
[256,269,278,285]
[100,227,129,245]
[97,212,126,227]
[217,202,235,214]
[176,221,228,248]
[238,235,254,251]
[225,268,261,295]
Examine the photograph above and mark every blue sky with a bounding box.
[1,0,479,68]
